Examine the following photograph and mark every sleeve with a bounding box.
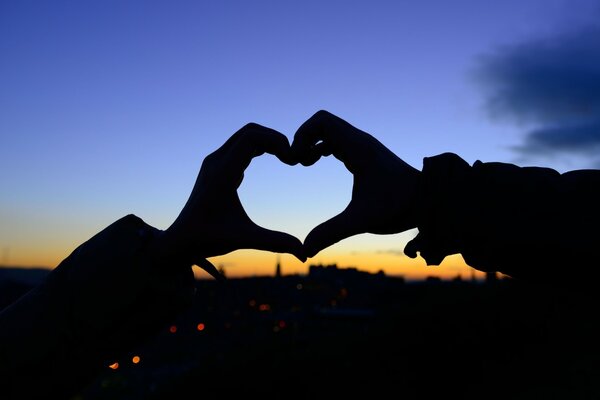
[405,153,600,286]
[0,214,195,399]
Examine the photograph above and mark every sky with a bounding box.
[1,0,599,279]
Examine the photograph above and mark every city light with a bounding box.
[197,323,205,331]
[132,356,140,364]
[108,362,119,370]
[169,325,177,333]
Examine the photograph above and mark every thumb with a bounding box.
[244,224,307,262]
[194,258,226,281]
[303,207,362,258]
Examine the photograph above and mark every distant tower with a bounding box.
[275,255,282,278]
[218,264,226,279]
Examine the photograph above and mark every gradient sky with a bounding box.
[2,0,599,279]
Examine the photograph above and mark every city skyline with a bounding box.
[0,252,487,282]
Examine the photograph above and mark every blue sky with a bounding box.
[1,0,599,275]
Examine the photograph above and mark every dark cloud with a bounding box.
[477,26,600,161]
[513,119,600,155]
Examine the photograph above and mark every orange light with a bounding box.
[108,362,119,370]
[169,325,177,333]
[258,304,271,311]
[197,323,205,331]
[132,356,141,364]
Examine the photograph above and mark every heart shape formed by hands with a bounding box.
[289,111,421,258]
[164,111,420,277]
[237,151,353,250]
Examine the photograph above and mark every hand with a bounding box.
[164,123,306,265]
[290,110,420,258]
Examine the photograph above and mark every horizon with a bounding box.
[0,258,494,283]
[2,1,599,278]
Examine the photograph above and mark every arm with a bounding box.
[405,153,600,285]
[290,110,600,286]
[0,124,305,398]
[0,215,193,398]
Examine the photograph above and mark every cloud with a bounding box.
[375,249,406,257]
[513,119,600,155]
[476,25,600,162]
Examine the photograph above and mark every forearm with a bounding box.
[0,215,195,398]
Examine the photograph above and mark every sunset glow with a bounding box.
[199,249,483,281]
[2,1,597,280]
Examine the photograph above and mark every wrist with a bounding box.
[406,153,472,265]
[389,160,421,233]
[160,222,203,265]
[404,166,422,230]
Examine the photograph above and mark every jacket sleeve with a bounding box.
[405,153,600,285]
[0,214,195,399]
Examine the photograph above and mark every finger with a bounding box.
[303,207,364,258]
[291,110,367,171]
[290,110,336,164]
[243,225,307,263]
[223,123,294,173]
[218,122,284,154]
[194,258,226,281]
[403,235,421,259]
[293,141,333,166]
[314,141,333,157]
[297,146,322,166]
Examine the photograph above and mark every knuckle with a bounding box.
[201,151,219,168]
[242,122,260,131]
[313,109,332,120]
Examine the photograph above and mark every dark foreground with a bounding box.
[3,266,600,399]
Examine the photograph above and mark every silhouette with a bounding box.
[290,110,600,288]
[0,124,306,399]
[2,110,600,399]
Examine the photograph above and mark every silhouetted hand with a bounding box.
[0,123,309,398]
[290,110,420,258]
[164,123,307,266]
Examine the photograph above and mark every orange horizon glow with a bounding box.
[2,248,485,281]
[0,213,482,281]
[197,250,485,281]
